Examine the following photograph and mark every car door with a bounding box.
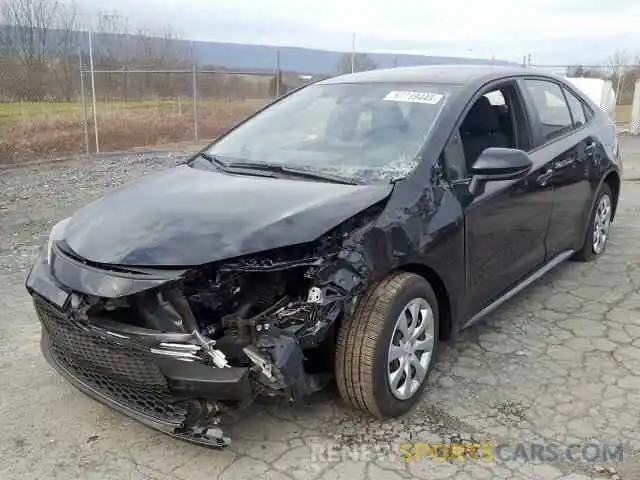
[444,80,555,319]
[519,79,595,257]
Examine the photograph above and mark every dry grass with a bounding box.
[2,98,637,164]
[0,98,268,164]
[616,104,632,124]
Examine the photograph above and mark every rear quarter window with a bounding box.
[563,88,588,127]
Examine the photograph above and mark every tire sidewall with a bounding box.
[584,184,613,259]
[372,275,439,418]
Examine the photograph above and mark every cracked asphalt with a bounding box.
[1,137,640,480]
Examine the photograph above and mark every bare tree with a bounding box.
[566,65,586,78]
[0,0,62,99]
[134,25,185,68]
[93,10,130,68]
[129,25,189,99]
[89,11,135,102]
[604,50,640,105]
[0,0,60,60]
[336,52,377,74]
[52,0,78,100]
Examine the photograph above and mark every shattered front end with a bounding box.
[26,209,378,447]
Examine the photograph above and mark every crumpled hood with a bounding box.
[63,164,393,267]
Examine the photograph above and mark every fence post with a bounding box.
[123,66,128,107]
[192,63,199,143]
[78,50,90,155]
[88,28,100,153]
[631,79,640,135]
[275,47,281,97]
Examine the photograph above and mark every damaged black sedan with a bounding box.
[26,65,622,447]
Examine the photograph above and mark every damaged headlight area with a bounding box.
[150,257,341,396]
[43,217,71,265]
[31,205,381,448]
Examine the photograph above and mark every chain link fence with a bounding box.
[0,65,284,163]
[3,53,640,164]
[0,51,318,163]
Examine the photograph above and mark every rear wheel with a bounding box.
[335,272,439,419]
[574,183,613,262]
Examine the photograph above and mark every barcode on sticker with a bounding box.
[384,91,443,104]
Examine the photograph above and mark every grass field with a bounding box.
[0,98,268,163]
[0,99,216,124]
[0,99,635,164]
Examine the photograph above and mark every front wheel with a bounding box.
[574,183,613,262]
[335,272,439,419]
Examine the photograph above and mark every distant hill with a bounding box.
[0,25,516,74]
[190,41,516,74]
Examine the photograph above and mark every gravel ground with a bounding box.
[1,140,640,480]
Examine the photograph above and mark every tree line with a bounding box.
[2,0,636,105]
[567,52,640,105]
[0,0,279,102]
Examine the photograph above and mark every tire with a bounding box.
[574,183,613,262]
[335,272,439,419]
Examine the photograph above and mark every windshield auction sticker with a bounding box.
[384,91,444,104]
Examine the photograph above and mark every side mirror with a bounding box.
[468,147,532,196]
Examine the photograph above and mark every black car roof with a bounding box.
[318,64,536,86]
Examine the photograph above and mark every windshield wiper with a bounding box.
[225,161,358,185]
[195,153,281,178]
[198,152,229,168]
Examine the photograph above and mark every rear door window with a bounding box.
[524,80,574,143]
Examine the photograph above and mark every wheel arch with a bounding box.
[579,169,621,245]
[603,170,621,221]
[397,263,453,342]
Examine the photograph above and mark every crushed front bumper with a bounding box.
[26,245,339,447]
[28,259,252,447]
[35,296,251,447]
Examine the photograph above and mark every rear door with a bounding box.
[444,80,555,318]
[519,78,595,257]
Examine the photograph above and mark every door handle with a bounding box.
[537,168,553,186]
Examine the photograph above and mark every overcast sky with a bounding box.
[79,0,640,65]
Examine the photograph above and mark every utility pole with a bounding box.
[351,33,356,73]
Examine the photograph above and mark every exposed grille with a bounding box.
[34,297,187,423]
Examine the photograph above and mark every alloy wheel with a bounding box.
[592,193,612,255]
[387,297,435,400]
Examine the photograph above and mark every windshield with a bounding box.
[206,82,452,184]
